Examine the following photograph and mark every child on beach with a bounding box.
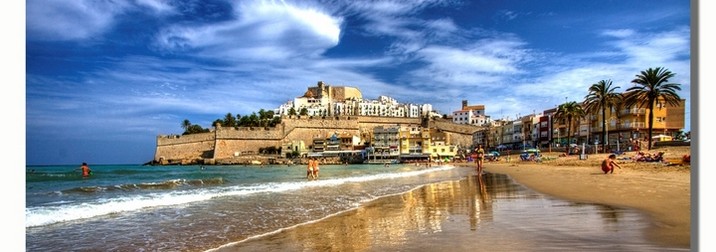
[601,154,622,174]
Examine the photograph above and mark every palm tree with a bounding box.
[554,101,585,151]
[223,113,236,128]
[623,67,682,150]
[181,119,191,133]
[249,112,259,127]
[583,80,621,152]
[258,109,267,127]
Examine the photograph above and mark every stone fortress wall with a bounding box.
[154,133,217,165]
[153,116,482,165]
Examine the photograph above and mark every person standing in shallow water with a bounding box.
[312,158,320,179]
[306,158,315,180]
[79,162,92,177]
[475,145,485,174]
[601,154,622,174]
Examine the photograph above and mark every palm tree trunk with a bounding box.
[567,116,572,154]
[647,101,654,150]
[601,107,606,153]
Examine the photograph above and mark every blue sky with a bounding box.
[25,0,693,165]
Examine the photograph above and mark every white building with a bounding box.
[276,81,435,118]
[452,100,490,126]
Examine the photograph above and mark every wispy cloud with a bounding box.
[26,0,131,41]
[154,1,343,60]
[135,0,176,14]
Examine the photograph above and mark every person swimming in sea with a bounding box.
[78,162,92,177]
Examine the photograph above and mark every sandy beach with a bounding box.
[479,148,692,248]
[211,146,692,251]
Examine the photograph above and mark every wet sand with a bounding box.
[480,161,691,248]
[209,149,692,251]
[489,148,692,248]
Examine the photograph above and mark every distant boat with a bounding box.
[250,160,262,165]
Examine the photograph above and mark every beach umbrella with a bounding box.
[496,144,507,150]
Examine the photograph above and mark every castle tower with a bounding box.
[317,81,325,98]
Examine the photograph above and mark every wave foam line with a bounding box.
[205,165,459,252]
[26,165,455,228]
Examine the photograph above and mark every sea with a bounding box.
[25,163,688,252]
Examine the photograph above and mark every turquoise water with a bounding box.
[26,163,463,251]
[25,163,687,251]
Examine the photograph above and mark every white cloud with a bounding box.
[135,0,175,13]
[154,0,343,60]
[26,0,130,41]
[602,29,635,38]
[346,0,454,16]
[403,37,528,88]
[344,1,461,42]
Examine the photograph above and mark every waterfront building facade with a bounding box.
[427,128,457,160]
[590,98,686,150]
[370,125,401,161]
[474,98,686,152]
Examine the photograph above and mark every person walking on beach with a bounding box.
[475,145,485,174]
[307,158,315,180]
[601,154,622,174]
[78,162,92,177]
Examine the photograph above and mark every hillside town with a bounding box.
[153,79,686,166]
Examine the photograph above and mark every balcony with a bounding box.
[623,108,646,115]
[620,122,646,129]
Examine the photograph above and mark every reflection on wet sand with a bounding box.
[212,173,681,252]
[468,174,491,230]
